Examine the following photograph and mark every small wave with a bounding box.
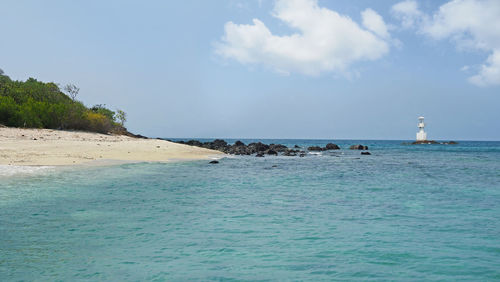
[0,165,54,177]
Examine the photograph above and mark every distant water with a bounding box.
[1,140,500,280]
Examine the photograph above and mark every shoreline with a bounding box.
[0,127,225,167]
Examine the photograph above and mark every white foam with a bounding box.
[0,165,55,177]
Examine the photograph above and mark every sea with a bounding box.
[1,139,499,281]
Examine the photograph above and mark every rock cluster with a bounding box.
[174,139,303,156]
[350,144,368,150]
[171,139,371,158]
[410,140,458,145]
[307,143,340,151]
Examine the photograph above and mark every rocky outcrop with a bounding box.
[269,144,288,152]
[411,140,439,145]
[185,140,203,147]
[283,149,302,156]
[325,143,340,150]
[308,146,325,151]
[361,152,371,155]
[308,143,340,151]
[172,139,348,158]
[350,144,368,150]
[226,145,252,155]
[202,139,229,151]
[248,142,270,153]
[267,149,278,156]
[234,140,245,146]
[405,140,458,145]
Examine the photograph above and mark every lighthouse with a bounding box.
[416,116,427,141]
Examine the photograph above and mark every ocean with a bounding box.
[1,140,499,280]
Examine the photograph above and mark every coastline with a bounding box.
[0,127,225,167]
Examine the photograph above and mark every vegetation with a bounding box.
[0,70,126,134]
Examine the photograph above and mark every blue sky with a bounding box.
[1,0,499,140]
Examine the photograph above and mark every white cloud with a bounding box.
[215,0,391,76]
[468,50,500,86]
[392,0,500,87]
[391,0,423,29]
[362,8,390,39]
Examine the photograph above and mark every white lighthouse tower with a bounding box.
[416,116,427,141]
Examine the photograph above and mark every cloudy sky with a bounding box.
[1,0,499,140]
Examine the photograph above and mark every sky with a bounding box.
[1,0,499,140]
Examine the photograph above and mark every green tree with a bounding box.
[0,70,126,133]
[63,84,79,101]
[91,104,116,121]
[116,109,127,126]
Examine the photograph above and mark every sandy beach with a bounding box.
[0,127,224,166]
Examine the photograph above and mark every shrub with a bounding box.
[84,112,112,133]
[91,104,116,121]
[0,71,126,134]
[0,96,20,126]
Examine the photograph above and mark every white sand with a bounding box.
[0,127,224,166]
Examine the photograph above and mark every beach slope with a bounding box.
[0,128,224,166]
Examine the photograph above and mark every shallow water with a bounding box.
[1,140,499,280]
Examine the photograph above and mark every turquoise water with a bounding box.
[1,140,500,280]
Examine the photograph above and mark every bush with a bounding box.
[0,96,20,126]
[0,71,126,134]
[84,112,112,133]
[91,104,116,121]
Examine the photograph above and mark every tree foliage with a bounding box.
[63,84,79,101]
[0,71,126,134]
[116,109,127,126]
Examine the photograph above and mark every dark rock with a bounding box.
[202,139,229,151]
[308,146,324,151]
[350,144,368,150]
[170,138,309,156]
[299,153,306,157]
[234,140,245,146]
[227,145,251,155]
[269,144,288,152]
[283,149,297,156]
[33,138,37,140]
[267,149,278,155]
[186,140,203,147]
[255,153,265,157]
[325,143,340,150]
[212,139,228,148]
[248,142,270,153]
[361,151,371,155]
[209,160,219,164]
[411,140,438,145]
[272,165,278,168]
[134,134,148,139]
[294,145,301,148]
